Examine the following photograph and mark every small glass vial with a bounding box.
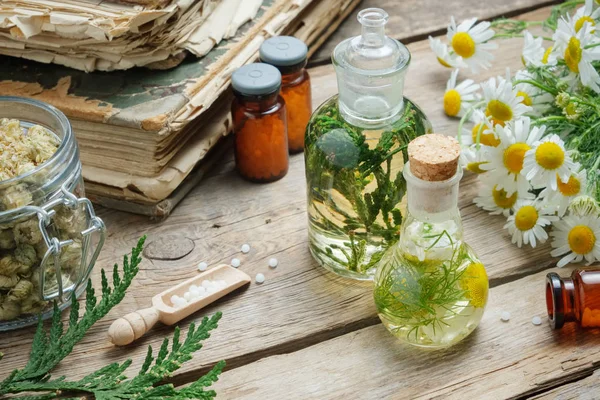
[231,63,289,182]
[260,36,311,153]
[374,134,488,348]
[547,269,600,329]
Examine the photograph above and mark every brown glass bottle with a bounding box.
[280,68,311,153]
[546,269,600,329]
[260,36,312,153]
[231,63,289,183]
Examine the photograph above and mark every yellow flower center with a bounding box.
[542,46,553,64]
[517,90,533,107]
[466,161,488,174]
[514,205,539,231]
[557,174,581,196]
[471,124,500,147]
[564,37,582,73]
[437,57,452,68]
[443,89,462,116]
[575,16,595,33]
[492,185,517,209]
[535,141,565,170]
[565,102,578,116]
[503,143,531,174]
[460,262,488,309]
[451,32,476,58]
[568,225,596,254]
[486,100,513,123]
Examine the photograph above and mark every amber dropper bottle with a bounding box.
[546,269,600,329]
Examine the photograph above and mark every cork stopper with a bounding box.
[407,134,460,181]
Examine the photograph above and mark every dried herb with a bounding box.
[0,236,225,399]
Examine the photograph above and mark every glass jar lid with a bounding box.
[232,63,282,96]
[332,8,411,127]
[259,36,308,67]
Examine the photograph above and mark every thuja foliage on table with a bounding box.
[0,236,225,399]
[305,97,430,272]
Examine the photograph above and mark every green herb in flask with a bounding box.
[374,134,488,348]
[305,8,432,280]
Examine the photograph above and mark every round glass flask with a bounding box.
[374,135,488,348]
[305,8,432,280]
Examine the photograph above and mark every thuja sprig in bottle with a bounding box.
[374,134,489,348]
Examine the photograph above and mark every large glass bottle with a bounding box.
[305,8,432,280]
[374,134,488,348]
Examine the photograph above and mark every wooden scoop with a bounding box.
[108,264,251,346]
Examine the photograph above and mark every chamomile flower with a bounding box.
[447,17,497,73]
[572,0,600,33]
[429,36,465,68]
[523,134,577,190]
[550,214,600,267]
[481,75,532,126]
[514,70,554,116]
[474,177,533,216]
[569,195,600,218]
[504,200,558,248]
[540,168,587,216]
[461,146,488,174]
[466,110,500,147]
[480,117,543,195]
[552,17,600,92]
[443,69,479,117]
[522,31,545,66]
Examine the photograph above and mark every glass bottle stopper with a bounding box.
[408,134,460,181]
[332,8,410,127]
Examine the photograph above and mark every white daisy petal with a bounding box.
[447,17,497,74]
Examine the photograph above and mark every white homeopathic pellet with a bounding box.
[532,316,542,326]
[500,311,511,322]
[255,273,265,284]
[268,258,278,268]
[241,244,251,254]
[231,258,241,268]
[198,262,208,272]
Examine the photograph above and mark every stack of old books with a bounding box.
[0,0,263,71]
[0,0,360,218]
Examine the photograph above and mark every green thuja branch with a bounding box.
[0,236,225,399]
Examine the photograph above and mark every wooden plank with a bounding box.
[213,266,600,399]
[531,370,600,399]
[310,0,560,65]
[0,6,557,388]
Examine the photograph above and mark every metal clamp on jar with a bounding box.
[0,97,105,331]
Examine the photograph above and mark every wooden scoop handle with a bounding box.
[108,307,160,346]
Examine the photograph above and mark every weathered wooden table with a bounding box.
[2,1,599,399]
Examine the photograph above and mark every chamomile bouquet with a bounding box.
[430,0,600,267]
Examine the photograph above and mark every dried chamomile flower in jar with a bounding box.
[0,119,59,184]
[21,292,45,315]
[0,296,21,321]
[14,243,37,268]
[0,229,15,250]
[1,184,33,210]
[54,206,88,240]
[0,253,29,276]
[13,219,43,246]
[7,279,33,303]
[0,275,20,289]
